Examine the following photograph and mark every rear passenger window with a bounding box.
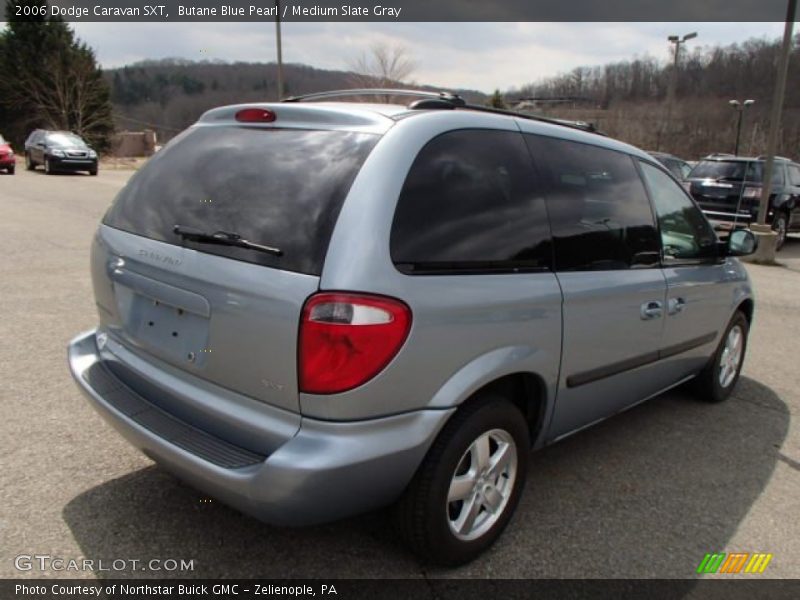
[524,135,660,271]
[390,130,552,274]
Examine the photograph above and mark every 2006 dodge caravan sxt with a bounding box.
[68,90,757,565]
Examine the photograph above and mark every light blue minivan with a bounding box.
[69,90,757,565]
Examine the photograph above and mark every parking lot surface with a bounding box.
[1,167,799,579]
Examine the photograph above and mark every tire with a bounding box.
[693,311,749,403]
[25,153,35,171]
[44,158,52,175]
[89,167,98,176]
[394,395,529,566]
[8,166,14,175]
[772,212,788,251]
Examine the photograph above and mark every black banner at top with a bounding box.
[0,0,796,22]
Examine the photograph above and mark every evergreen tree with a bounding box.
[0,0,114,150]
[488,89,506,109]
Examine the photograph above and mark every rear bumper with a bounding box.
[68,329,452,526]
[0,157,15,166]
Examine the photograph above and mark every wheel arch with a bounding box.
[468,372,547,448]
[424,345,557,448]
[434,371,549,450]
[736,298,754,324]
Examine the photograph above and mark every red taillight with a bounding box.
[299,293,412,394]
[235,108,276,123]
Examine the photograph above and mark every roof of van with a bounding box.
[198,97,653,162]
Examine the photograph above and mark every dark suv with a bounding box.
[686,155,800,249]
[24,129,98,175]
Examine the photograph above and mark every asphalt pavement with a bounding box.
[1,166,799,580]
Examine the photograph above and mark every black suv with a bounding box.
[24,129,98,175]
[686,155,800,249]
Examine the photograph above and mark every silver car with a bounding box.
[68,90,757,565]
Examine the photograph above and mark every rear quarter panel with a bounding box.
[308,112,563,431]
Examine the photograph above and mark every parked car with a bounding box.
[0,134,15,174]
[686,155,800,250]
[67,90,757,566]
[648,151,693,180]
[24,129,98,175]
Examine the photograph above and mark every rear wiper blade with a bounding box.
[173,225,283,257]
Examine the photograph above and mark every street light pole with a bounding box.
[735,109,744,155]
[729,99,755,156]
[661,32,697,150]
[667,33,697,107]
[275,0,284,100]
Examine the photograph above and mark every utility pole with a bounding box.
[275,0,284,99]
[729,99,755,156]
[750,0,796,263]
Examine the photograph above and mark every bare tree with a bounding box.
[1,46,113,147]
[348,43,417,102]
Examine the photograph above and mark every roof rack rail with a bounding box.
[282,87,601,135]
[453,104,602,135]
[282,88,466,105]
[756,155,790,161]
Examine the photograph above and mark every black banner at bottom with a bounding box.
[4,579,800,600]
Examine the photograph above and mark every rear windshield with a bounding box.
[688,160,783,184]
[103,126,379,275]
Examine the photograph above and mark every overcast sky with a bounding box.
[68,22,792,92]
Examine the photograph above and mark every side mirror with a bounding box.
[727,229,758,257]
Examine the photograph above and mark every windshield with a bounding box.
[46,133,87,147]
[688,160,783,184]
[103,125,379,275]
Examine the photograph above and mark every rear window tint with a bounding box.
[525,134,660,271]
[103,126,379,275]
[390,129,552,274]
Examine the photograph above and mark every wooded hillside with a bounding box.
[107,34,800,160]
[106,59,485,141]
[508,35,800,159]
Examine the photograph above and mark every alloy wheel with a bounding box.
[447,428,518,542]
[774,215,787,249]
[719,324,744,388]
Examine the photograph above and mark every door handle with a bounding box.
[640,300,663,320]
[668,297,686,315]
